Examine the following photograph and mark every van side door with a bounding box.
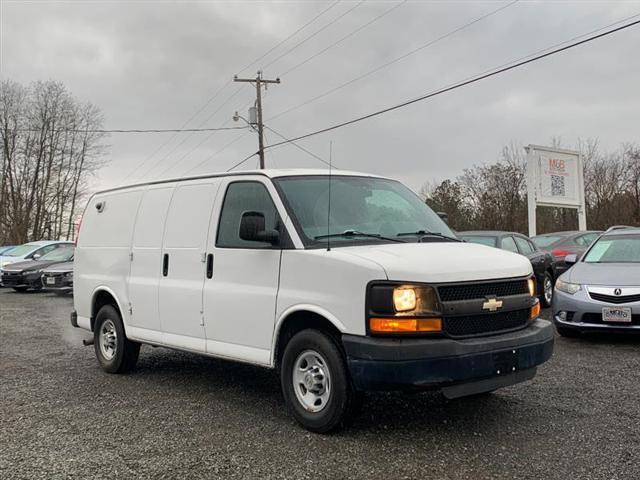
[158,180,221,352]
[127,185,174,343]
[203,178,285,365]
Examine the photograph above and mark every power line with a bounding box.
[236,0,342,74]
[264,125,332,168]
[131,86,249,182]
[262,0,366,70]
[124,2,341,182]
[265,16,640,151]
[280,0,408,77]
[17,126,247,134]
[184,130,253,176]
[225,151,259,172]
[153,98,255,179]
[268,0,519,121]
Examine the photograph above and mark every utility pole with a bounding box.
[233,71,280,169]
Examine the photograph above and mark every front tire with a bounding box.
[280,329,360,433]
[540,272,554,307]
[556,325,580,338]
[94,304,140,373]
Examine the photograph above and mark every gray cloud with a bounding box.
[2,0,639,192]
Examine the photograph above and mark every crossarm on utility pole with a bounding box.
[233,72,280,169]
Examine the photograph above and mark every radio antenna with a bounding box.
[326,141,333,252]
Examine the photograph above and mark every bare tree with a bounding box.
[0,80,107,244]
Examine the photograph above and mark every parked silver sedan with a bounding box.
[552,227,640,336]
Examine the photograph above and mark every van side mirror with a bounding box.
[564,254,578,265]
[239,211,279,245]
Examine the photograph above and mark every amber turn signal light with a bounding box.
[530,301,541,320]
[369,317,442,334]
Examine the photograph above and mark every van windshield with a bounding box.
[274,175,455,247]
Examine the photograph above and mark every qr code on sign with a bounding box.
[551,175,565,197]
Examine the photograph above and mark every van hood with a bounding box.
[564,262,640,286]
[340,242,532,283]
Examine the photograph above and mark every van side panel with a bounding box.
[74,189,143,329]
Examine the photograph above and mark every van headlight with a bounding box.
[368,283,442,334]
[556,279,581,295]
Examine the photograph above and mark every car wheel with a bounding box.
[93,304,140,374]
[556,325,579,338]
[280,329,360,433]
[12,287,28,292]
[540,272,554,307]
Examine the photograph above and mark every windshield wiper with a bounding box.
[396,229,462,242]
[315,230,406,243]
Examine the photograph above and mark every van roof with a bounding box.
[96,168,386,195]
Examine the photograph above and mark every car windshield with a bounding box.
[274,175,455,246]
[583,233,640,263]
[531,235,563,248]
[2,243,41,257]
[459,235,497,247]
[40,246,74,262]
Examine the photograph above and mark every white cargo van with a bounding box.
[72,170,554,432]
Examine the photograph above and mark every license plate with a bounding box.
[46,277,55,285]
[602,307,632,323]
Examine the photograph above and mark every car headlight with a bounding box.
[556,279,581,295]
[23,269,41,275]
[368,283,442,334]
[65,272,73,278]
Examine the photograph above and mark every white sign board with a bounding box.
[525,145,586,236]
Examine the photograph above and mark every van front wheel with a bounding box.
[280,329,359,433]
[94,305,140,373]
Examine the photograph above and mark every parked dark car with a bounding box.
[459,231,556,306]
[0,245,74,292]
[531,230,602,275]
[41,261,74,295]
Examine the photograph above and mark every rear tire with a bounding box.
[280,329,360,433]
[93,304,140,373]
[12,287,28,292]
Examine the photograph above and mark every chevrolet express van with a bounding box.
[72,170,554,432]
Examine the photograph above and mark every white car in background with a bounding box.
[0,241,73,285]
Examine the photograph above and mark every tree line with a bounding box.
[0,80,106,244]
[423,139,640,234]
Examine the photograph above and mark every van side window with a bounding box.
[217,182,280,249]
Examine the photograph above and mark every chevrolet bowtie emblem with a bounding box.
[482,298,503,312]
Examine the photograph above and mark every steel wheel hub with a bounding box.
[292,350,331,413]
[544,277,553,303]
[99,319,117,361]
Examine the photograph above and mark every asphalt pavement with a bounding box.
[1,288,639,479]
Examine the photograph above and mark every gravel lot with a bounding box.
[1,289,639,479]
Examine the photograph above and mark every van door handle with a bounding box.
[206,253,214,279]
[163,254,169,277]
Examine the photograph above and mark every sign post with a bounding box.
[525,144,586,237]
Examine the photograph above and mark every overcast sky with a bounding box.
[2,0,639,193]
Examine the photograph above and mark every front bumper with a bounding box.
[552,289,640,334]
[41,273,73,291]
[342,319,554,394]
[0,272,42,288]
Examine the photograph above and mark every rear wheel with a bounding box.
[12,287,28,292]
[93,304,140,373]
[280,329,360,433]
[541,272,554,307]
